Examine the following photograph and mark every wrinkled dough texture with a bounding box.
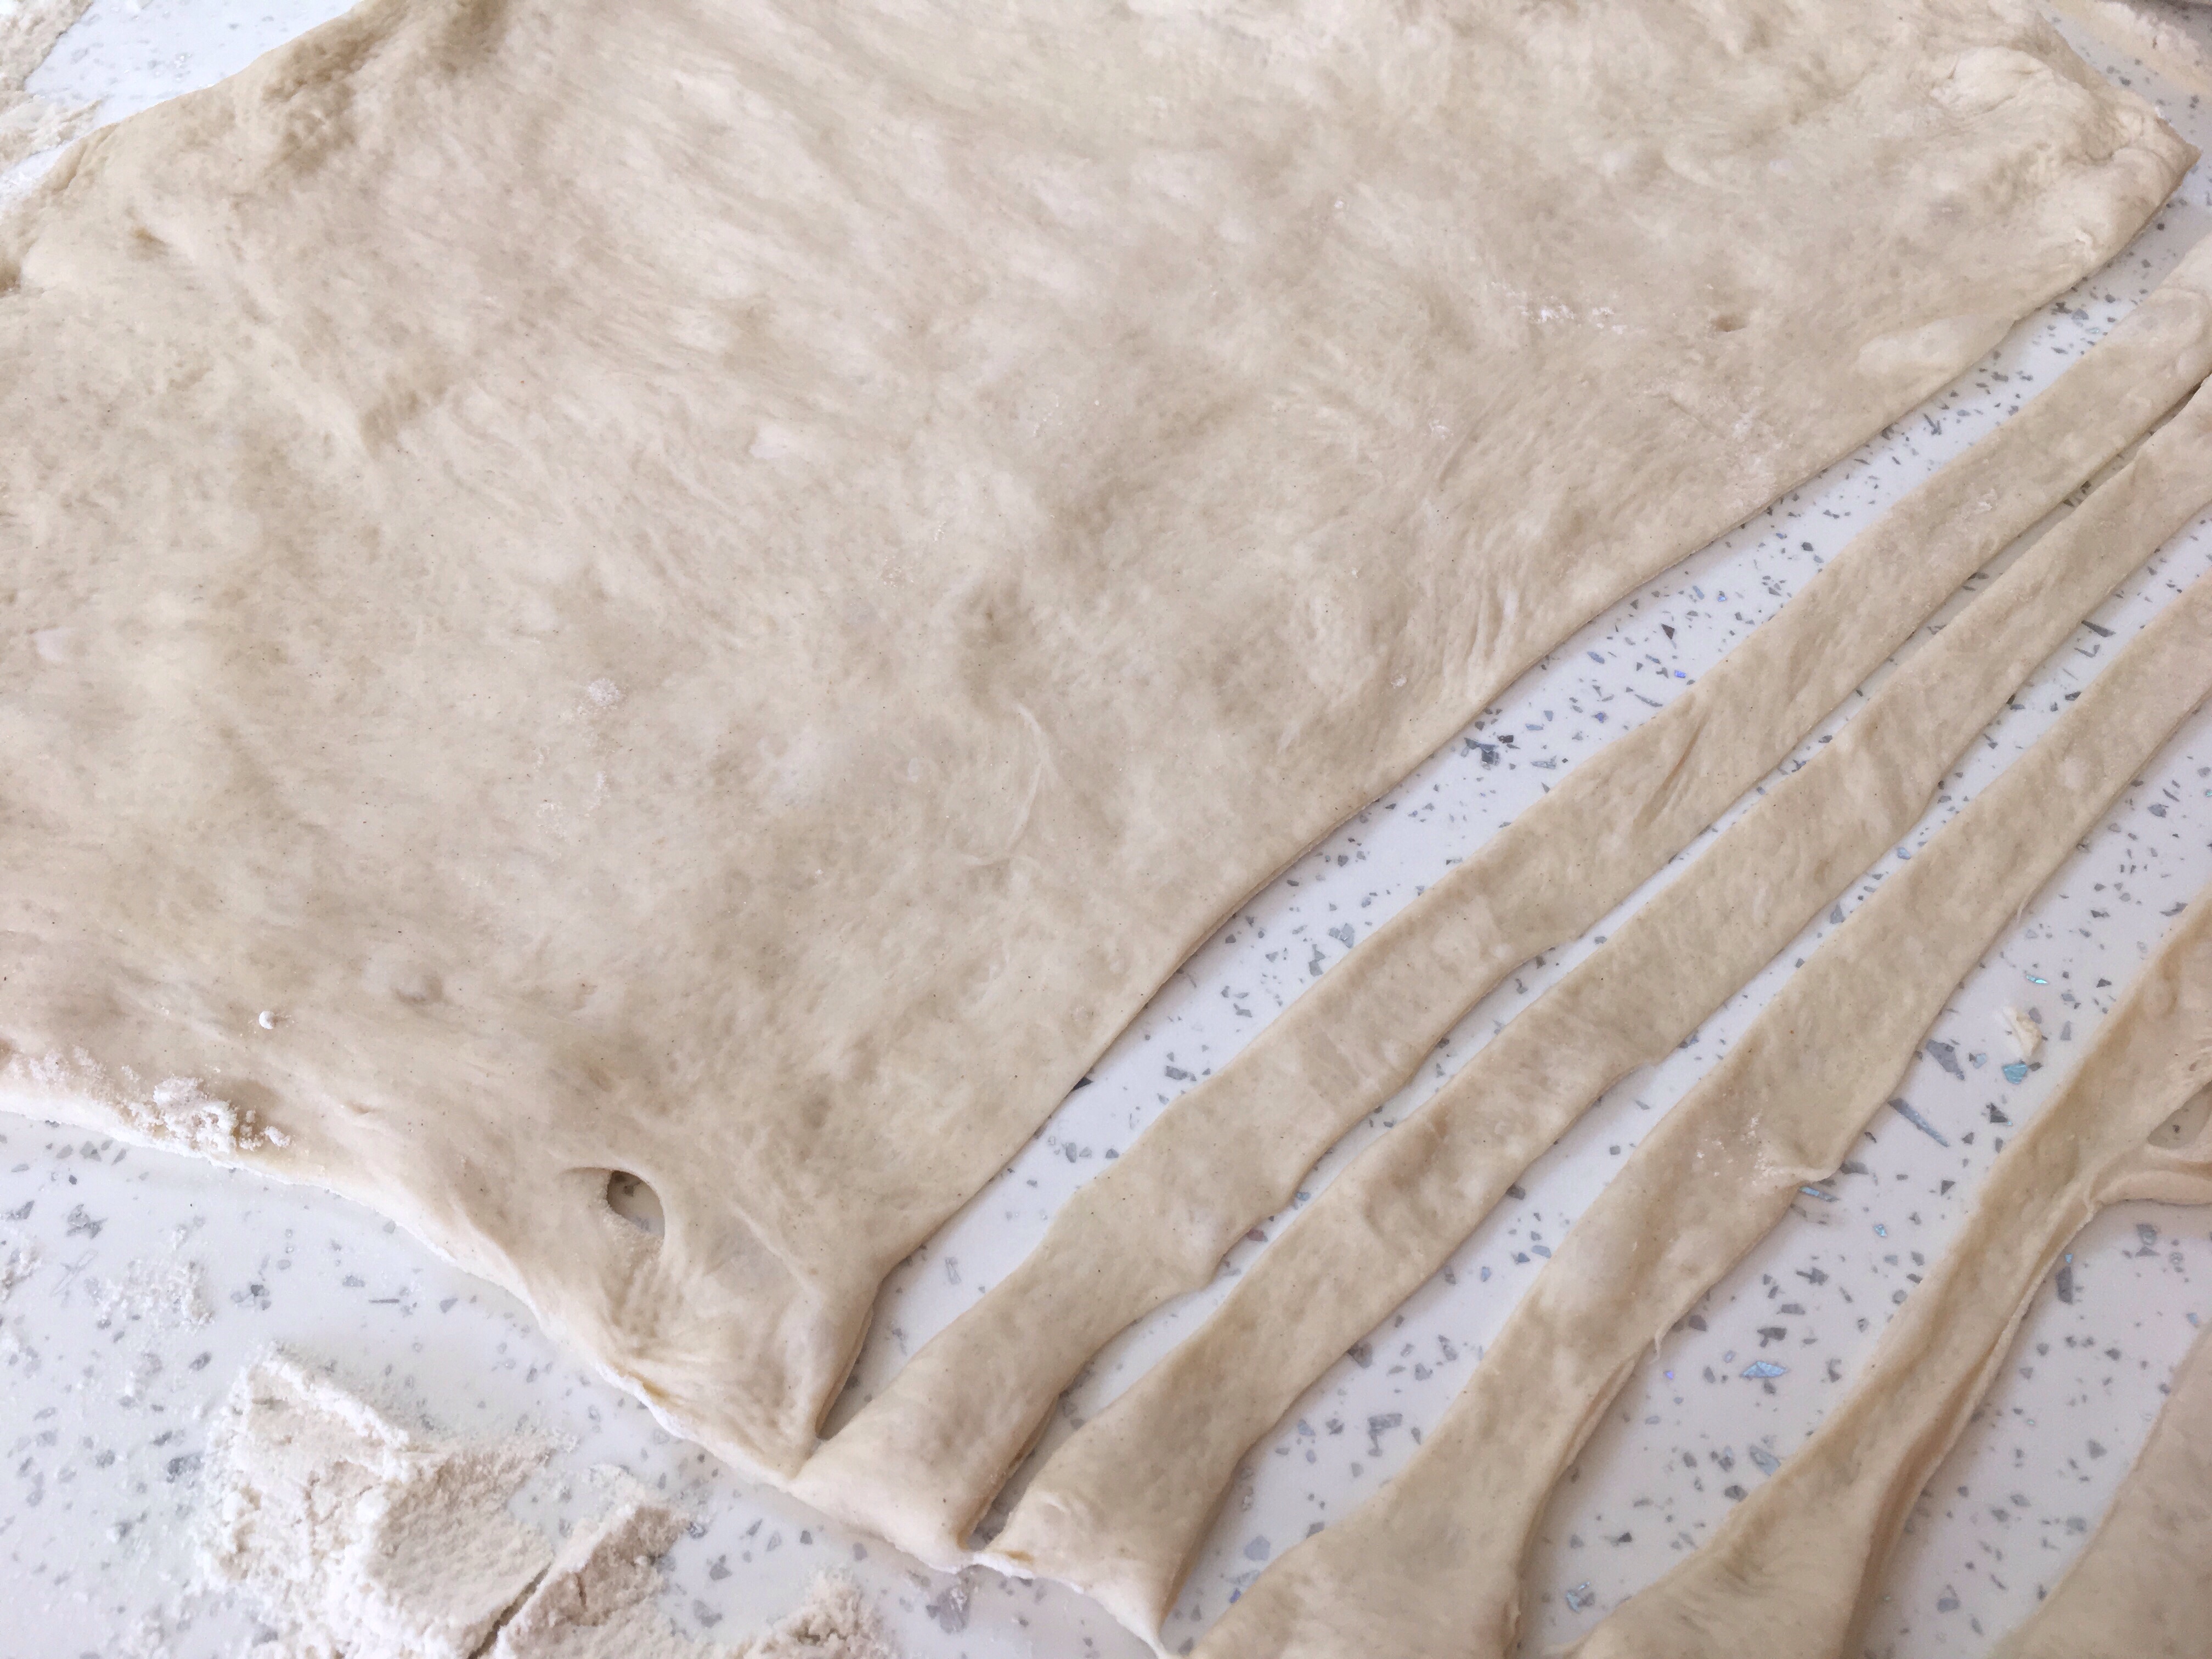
[1571,899,2212,1659]
[795,236,2212,1570]
[0,0,2189,1479]
[1190,567,2212,1659]
[1993,1317,2212,1659]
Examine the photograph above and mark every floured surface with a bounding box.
[489,1477,896,1659]
[0,0,2190,1485]
[201,1355,555,1659]
[202,1354,899,1659]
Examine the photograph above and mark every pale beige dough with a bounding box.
[797,234,2212,1568]
[1569,904,2212,1659]
[1185,566,2212,1658]
[984,369,2212,1635]
[0,0,2190,1487]
[1991,1313,2212,1659]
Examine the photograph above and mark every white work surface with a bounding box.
[6,6,2212,1657]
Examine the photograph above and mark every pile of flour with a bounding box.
[200,1355,896,1659]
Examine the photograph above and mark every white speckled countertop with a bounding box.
[7,5,2212,1657]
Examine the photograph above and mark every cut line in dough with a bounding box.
[1569,896,2212,1659]
[983,371,2212,1637]
[1185,565,2212,1658]
[797,232,2212,1570]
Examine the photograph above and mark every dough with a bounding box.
[984,373,2212,1636]
[1569,904,2212,1658]
[1184,567,2212,1659]
[0,0,2187,1483]
[797,234,2212,1568]
[1991,1316,2212,1659]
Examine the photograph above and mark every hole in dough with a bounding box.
[603,1170,665,1238]
[2148,1085,2212,1152]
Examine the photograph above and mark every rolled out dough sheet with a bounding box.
[1990,1313,2212,1659]
[0,0,2190,1484]
[1187,563,2212,1658]
[1570,898,2212,1659]
[797,233,2212,1568]
[984,366,2212,1633]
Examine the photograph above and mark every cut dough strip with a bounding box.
[984,370,2212,1635]
[1990,1313,2212,1659]
[795,238,2212,1568]
[1568,899,2212,1659]
[1183,552,2212,1658]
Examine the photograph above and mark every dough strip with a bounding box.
[796,239,2212,1567]
[1569,898,2212,1659]
[988,376,2212,1637]
[1182,546,2212,1657]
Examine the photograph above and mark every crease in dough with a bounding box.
[796,231,2212,1570]
[1990,1311,2212,1659]
[0,0,2193,1481]
[1567,896,2212,1659]
[1183,563,2212,1659]
[979,368,2212,1637]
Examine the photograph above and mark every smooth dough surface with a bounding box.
[1189,563,2212,1658]
[797,234,2212,1568]
[0,0,2189,1481]
[983,362,2212,1634]
[1571,899,2212,1659]
[1992,1313,2212,1659]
